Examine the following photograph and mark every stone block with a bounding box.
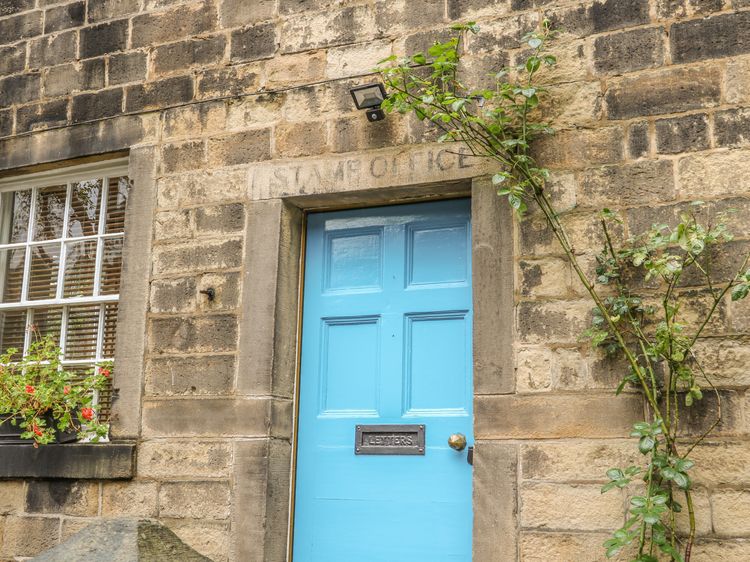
[227,94,283,128]
[196,65,261,99]
[230,21,276,62]
[101,481,158,517]
[154,209,192,242]
[0,109,10,137]
[475,393,643,439]
[87,0,140,23]
[655,114,709,154]
[1,515,60,557]
[521,440,638,481]
[159,481,231,519]
[265,51,326,89]
[605,66,721,120]
[655,0,724,19]
[131,1,218,48]
[138,440,232,478]
[517,300,591,344]
[219,0,275,27]
[43,1,84,33]
[26,480,99,517]
[195,203,245,235]
[280,4,373,53]
[676,488,712,536]
[145,354,235,395]
[519,532,613,562]
[207,129,272,166]
[152,238,243,275]
[71,88,123,123]
[714,108,750,148]
[578,159,676,208]
[162,101,226,139]
[167,519,230,562]
[79,19,128,58]
[326,39,392,80]
[28,30,77,68]
[678,149,750,199]
[515,346,594,393]
[148,314,238,353]
[533,126,624,168]
[108,51,148,86]
[142,398,274,437]
[156,169,246,208]
[713,490,750,536]
[150,277,197,313]
[466,13,534,53]
[0,72,40,107]
[726,56,750,105]
[520,482,624,531]
[677,390,744,436]
[519,258,571,298]
[543,81,602,128]
[275,121,327,158]
[198,272,240,311]
[125,75,194,112]
[329,115,405,154]
[0,44,25,75]
[690,541,750,561]
[548,0,650,37]
[449,0,508,19]
[44,59,105,96]
[627,121,650,159]
[0,481,25,514]
[473,443,517,561]
[16,98,68,133]
[672,11,750,64]
[0,0,34,16]
[153,35,227,75]
[161,140,207,174]
[0,10,41,43]
[593,27,665,75]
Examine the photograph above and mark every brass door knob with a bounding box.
[448,433,467,451]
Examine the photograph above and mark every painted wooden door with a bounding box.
[293,199,473,562]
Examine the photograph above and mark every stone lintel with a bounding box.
[0,444,135,480]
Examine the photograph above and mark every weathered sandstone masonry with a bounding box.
[1,0,750,560]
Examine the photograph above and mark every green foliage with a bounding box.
[379,20,750,562]
[0,333,110,446]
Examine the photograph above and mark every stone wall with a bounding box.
[0,0,749,560]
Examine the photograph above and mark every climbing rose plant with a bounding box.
[0,333,110,446]
[378,20,750,562]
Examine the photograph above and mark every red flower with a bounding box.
[99,368,111,378]
[63,386,70,395]
[81,407,94,421]
[25,385,35,394]
[32,424,42,437]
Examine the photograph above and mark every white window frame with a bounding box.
[0,158,129,371]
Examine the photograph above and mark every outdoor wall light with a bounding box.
[350,83,387,122]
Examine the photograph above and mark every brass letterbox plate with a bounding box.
[354,424,425,455]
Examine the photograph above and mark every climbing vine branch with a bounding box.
[378,21,750,562]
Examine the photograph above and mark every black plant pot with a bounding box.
[0,415,78,444]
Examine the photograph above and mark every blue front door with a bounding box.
[293,199,473,562]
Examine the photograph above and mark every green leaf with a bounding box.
[673,471,690,489]
[521,88,536,98]
[528,37,542,49]
[731,283,749,301]
[508,194,522,210]
[638,435,656,454]
[606,468,624,480]
[412,53,427,65]
[492,173,508,185]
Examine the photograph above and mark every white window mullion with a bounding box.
[23,309,34,355]
[20,186,38,302]
[55,182,73,300]
[59,305,68,360]
[93,177,108,297]
[95,303,105,361]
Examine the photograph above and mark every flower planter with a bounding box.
[0,415,77,444]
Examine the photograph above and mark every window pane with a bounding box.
[33,185,67,241]
[64,304,99,360]
[28,243,61,301]
[100,237,122,296]
[105,177,129,234]
[0,310,27,360]
[102,302,118,358]
[63,240,96,298]
[0,190,32,244]
[0,248,25,303]
[31,307,63,346]
[68,179,102,238]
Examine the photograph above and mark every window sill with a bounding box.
[0,443,135,479]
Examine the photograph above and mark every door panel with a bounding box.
[293,199,473,562]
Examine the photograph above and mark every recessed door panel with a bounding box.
[294,199,473,562]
